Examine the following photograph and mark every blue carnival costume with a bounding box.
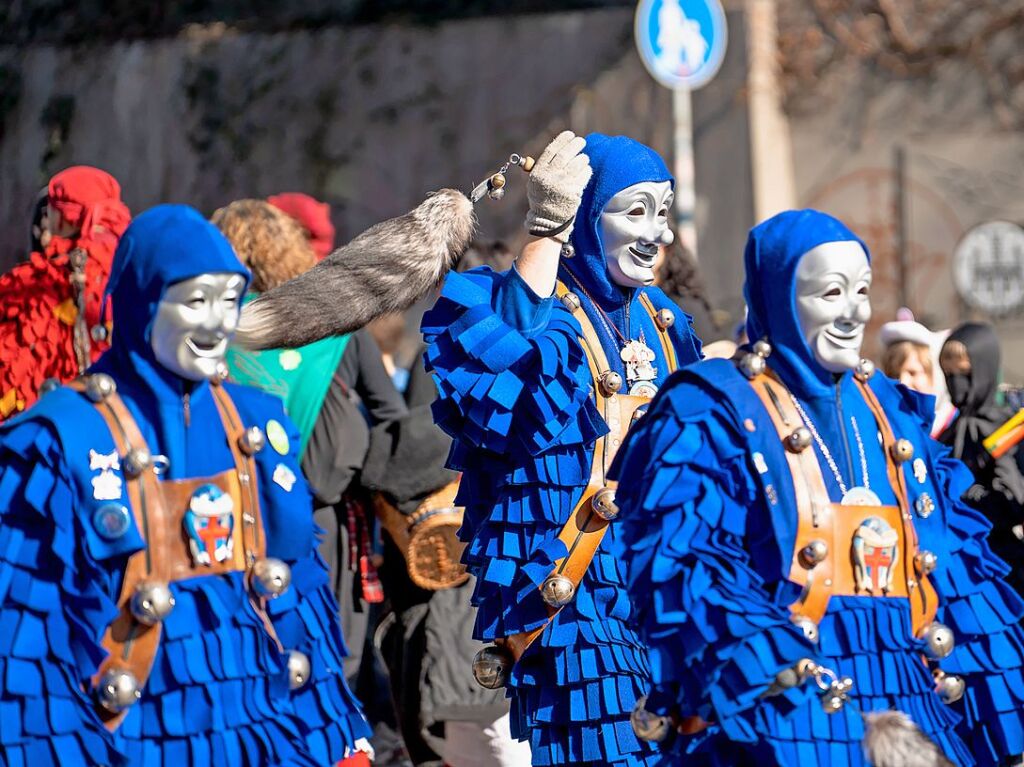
[0,206,370,766]
[612,210,1024,765]
[422,135,702,766]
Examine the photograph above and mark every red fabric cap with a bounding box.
[48,166,131,239]
[268,192,336,260]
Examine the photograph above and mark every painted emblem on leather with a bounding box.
[89,449,123,501]
[183,483,235,566]
[852,516,899,594]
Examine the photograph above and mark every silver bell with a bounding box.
[560,292,581,312]
[591,487,619,521]
[90,324,109,342]
[213,361,230,383]
[854,358,876,381]
[560,243,575,258]
[914,550,938,576]
[921,621,955,660]
[39,377,62,396]
[541,573,576,608]
[123,447,152,477]
[737,352,766,380]
[95,667,141,712]
[238,426,266,456]
[599,371,623,396]
[130,581,176,626]
[630,696,671,742]
[891,438,914,463]
[472,645,513,689]
[654,308,675,330]
[786,427,812,453]
[85,373,117,403]
[933,669,965,704]
[799,539,829,568]
[250,557,292,598]
[752,339,772,359]
[792,616,819,644]
[288,649,311,690]
[487,186,506,201]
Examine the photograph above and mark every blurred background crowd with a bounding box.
[2,1,1024,765]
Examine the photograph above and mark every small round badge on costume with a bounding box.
[93,503,132,540]
[266,419,290,455]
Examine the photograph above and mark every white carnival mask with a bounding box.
[794,241,872,374]
[151,273,245,381]
[600,180,675,288]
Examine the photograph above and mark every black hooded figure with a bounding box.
[938,322,1024,600]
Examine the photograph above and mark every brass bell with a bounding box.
[560,243,575,259]
[39,377,61,396]
[654,308,675,330]
[630,696,671,742]
[854,359,876,381]
[792,616,819,644]
[541,573,576,607]
[914,550,938,576]
[238,426,266,456]
[890,439,914,463]
[95,667,142,712]
[489,172,506,190]
[249,557,292,598]
[932,669,965,704]
[130,581,176,626]
[737,352,766,380]
[288,650,311,691]
[487,187,506,201]
[752,339,772,359]
[560,292,581,312]
[786,427,812,453]
[85,373,117,403]
[472,645,513,689]
[591,487,619,521]
[599,371,623,396]
[123,447,153,477]
[799,539,828,568]
[921,621,955,660]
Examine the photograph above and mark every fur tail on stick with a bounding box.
[235,189,475,350]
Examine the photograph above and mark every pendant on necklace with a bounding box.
[841,486,883,506]
[621,339,658,397]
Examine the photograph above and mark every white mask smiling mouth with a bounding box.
[600,180,675,288]
[794,240,872,374]
[184,336,229,358]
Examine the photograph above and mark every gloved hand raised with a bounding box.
[525,131,592,244]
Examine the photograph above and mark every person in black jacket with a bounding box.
[938,322,1024,601]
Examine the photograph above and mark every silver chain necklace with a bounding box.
[789,394,869,496]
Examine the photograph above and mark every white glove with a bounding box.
[524,131,592,244]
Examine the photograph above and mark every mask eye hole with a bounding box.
[187,295,206,309]
[823,287,841,298]
[628,205,646,216]
[657,208,668,218]
[857,285,869,296]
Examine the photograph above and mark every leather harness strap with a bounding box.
[494,284,674,663]
[71,379,270,730]
[637,292,678,373]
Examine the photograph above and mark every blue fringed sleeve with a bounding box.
[611,380,820,743]
[0,418,124,767]
[421,268,606,461]
[924,438,1024,765]
[261,414,372,763]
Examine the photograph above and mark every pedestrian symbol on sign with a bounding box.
[635,0,728,91]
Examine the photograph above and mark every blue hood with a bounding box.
[743,209,869,400]
[563,133,673,308]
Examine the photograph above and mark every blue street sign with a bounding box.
[635,0,728,90]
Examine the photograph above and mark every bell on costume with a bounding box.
[932,669,966,704]
[249,557,292,598]
[288,650,311,690]
[854,358,876,381]
[591,487,619,520]
[85,373,117,402]
[238,425,266,455]
[737,352,766,379]
[123,447,152,477]
[541,573,575,607]
[472,645,513,689]
[130,581,176,625]
[95,667,141,712]
[921,622,955,659]
[631,696,671,742]
[786,427,812,453]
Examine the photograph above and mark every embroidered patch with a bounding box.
[89,449,123,501]
[266,419,290,455]
[273,463,297,492]
[183,484,235,566]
